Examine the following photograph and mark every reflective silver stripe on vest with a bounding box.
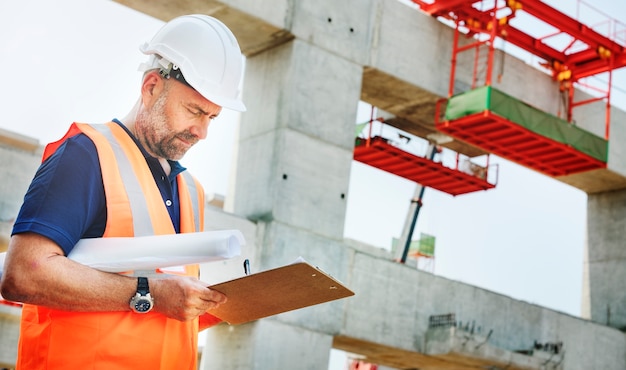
[90,124,154,236]
[181,171,201,232]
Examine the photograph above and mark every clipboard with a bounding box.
[207,261,355,324]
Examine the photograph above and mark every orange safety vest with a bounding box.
[17,122,205,370]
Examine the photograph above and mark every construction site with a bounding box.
[2,0,626,369]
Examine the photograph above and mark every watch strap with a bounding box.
[137,277,150,296]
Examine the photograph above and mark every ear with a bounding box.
[141,71,164,108]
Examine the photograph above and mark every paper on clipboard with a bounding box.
[207,259,355,325]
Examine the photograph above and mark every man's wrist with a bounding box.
[129,277,154,313]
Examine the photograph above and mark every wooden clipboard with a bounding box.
[207,261,355,324]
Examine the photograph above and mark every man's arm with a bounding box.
[0,232,226,321]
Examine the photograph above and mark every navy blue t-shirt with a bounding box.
[12,120,186,255]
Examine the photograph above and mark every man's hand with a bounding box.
[150,276,227,321]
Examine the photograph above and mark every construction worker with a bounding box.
[0,14,246,369]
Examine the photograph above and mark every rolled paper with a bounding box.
[0,230,244,275]
[68,230,244,272]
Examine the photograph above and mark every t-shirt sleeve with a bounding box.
[12,134,106,255]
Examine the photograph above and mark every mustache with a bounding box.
[176,131,199,145]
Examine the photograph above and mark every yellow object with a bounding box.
[556,69,572,82]
[466,18,482,30]
[598,45,612,59]
[508,0,523,11]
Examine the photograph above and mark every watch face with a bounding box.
[133,296,153,313]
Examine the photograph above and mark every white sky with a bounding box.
[1,1,625,369]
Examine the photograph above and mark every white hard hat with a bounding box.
[139,14,246,112]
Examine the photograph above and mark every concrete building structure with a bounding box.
[0,129,41,369]
[2,0,626,369]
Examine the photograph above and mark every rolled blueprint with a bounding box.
[0,230,244,275]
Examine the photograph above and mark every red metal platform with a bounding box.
[436,111,607,177]
[411,0,626,82]
[354,137,496,196]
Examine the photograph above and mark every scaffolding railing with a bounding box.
[356,118,499,186]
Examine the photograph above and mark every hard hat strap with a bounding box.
[156,56,194,90]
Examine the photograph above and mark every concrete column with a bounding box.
[0,132,41,368]
[226,38,362,241]
[586,189,626,330]
[217,32,362,368]
[0,132,41,249]
[0,303,21,368]
[201,320,334,370]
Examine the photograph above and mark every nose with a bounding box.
[189,118,210,140]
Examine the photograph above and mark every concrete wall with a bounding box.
[0,303,21,368]
[0,131,41,368]
[199,212,626,370]
[0,129,41,251]
[343,243,626,370]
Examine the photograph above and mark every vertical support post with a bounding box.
[485,5,498,87]
[397,144,438,264]
[472,44,481,89]
[567,83,575,123]
[449,24,461,97]
[485,154,491,181]
[366,105,375,146]
[605,57,613,140]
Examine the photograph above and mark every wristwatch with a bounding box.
[129,277,154,313]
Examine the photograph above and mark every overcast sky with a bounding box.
[1,1,626,368]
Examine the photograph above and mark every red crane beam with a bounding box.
[411,0,469,17]
[412,0,626,82]
[520,0,623,54]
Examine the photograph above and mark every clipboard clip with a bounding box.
[243,259,251,276]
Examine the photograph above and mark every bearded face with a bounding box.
[134,82,200,161]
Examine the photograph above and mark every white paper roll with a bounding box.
[0,230,244,275]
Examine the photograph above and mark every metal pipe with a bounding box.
[399,144,438,264]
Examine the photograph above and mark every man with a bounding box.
[0,14,246,369]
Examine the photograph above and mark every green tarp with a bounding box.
[355,121,369,137]
[445,86,608,162]
[392,233,435,257]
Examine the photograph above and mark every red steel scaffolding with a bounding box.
[412,0,624,176]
